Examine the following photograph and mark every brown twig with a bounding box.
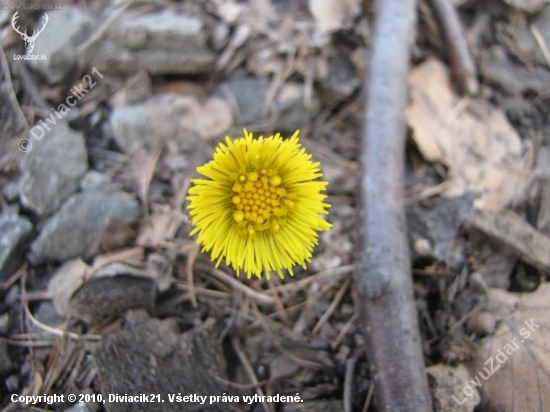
[355,0,432,411]
[426,0,479,95]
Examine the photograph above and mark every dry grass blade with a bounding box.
[198,264,276,306]
[311,275,350,335]
[186,243,200,308]
[530,24,550,69]
[231,335,273,412]
[141,143,163,216]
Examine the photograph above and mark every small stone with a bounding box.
[536,146,550,176]
[216,78,320,131]
[516,5,550,66]
[93,10,215,75]
[0,10,9,25]
[4,285,19,306]
[110,103,151,152]
[319,52,360,100]
[0,209,32,282]
[467,311,496,336]
[64,403,95,412]
[427,364,480,412]
[28,190,140,264]
[5,374,19,392]
[69,275,156,323]
[414,237,433,257]
[19,121,88,217]
[0,313,9,335]
[27,8,96,84]
[79,171,115,192]
[273,82,321,132]
[217,77,267,124]
[111,94,232,152]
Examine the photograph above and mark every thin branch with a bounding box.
[355,0,432,411]
[198,264,276,306]
[426,0,479,95]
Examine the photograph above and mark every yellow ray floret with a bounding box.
[187,129,332,279]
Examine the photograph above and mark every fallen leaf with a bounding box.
[308,0,361,34]
[406,59,524,212]
[136,205,185,247]
[465,284,550,411]
[48,258,88,317]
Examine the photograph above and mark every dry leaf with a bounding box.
[501,0,550,13]
[406,59,523,212]
[308,0,361,34]
[136,205,184,247]
[48,258,88,317]
[464,284,550,411]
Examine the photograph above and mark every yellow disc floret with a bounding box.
[231,170,290,234]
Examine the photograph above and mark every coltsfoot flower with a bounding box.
[187,129,332,279]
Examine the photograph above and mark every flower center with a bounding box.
[231,169,293,235]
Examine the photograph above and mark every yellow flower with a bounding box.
[187,129,332,279]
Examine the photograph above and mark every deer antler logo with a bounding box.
[11,11,49,54]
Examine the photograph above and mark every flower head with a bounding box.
[187,129,331,279]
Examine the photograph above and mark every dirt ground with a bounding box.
[0,0,549,411]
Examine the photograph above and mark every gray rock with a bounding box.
[0,209,32,282]
[0,10,8,26]
[217,77,268,124]
[94,10,215,75]
[479,46,550,95]
[27,8,96,84]
[217,78,321,131]
[536,146,550,176]
[69,275,156,323]
[110,103,152,153]
[28,190,140,264]
[109,10,207,51]
[79,170,116,191]
[94,311,230,412]
[0,337,12,376]
[319,53,360,100]
[110,94,232,152]
[406,193,475,267]
[1,181,20,202]
[5,374,19,392]
[19,121,88,217]
[272,82,321,131]
[427,364,480,412]
[0,313,9,335]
